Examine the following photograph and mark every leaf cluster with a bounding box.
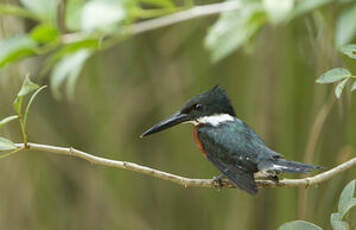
[0,0,176,99]
[278,180,356,230]
[316,44,356,98]
[205,0,356,61]
[0,76,46,158]
[1,0,355,98]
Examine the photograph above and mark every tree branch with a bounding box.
[128,1,241,35]
[61,1,242,44]
[14,142,356,190]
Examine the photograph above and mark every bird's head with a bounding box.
[140,86,236,137]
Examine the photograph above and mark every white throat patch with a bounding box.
[195,114,234,126]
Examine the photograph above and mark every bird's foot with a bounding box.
[268,175,279,184]
[212,174,225,188]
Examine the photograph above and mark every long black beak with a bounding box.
[140,112,191,138]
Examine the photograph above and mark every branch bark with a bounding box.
[14,142,356,190]
[61,1,242,44]
[128,1,241,35]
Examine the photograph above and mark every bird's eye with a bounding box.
[194,104,203,111]
[181,104,203,114]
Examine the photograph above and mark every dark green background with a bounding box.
[0,2,355,229]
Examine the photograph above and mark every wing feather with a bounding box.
[206,154,258,195]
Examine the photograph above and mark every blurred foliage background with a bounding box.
[0,0,356,229]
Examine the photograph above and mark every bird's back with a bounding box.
[197,118,279,170]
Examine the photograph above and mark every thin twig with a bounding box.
[14,142,356,189]
[127,1,241,35]
[61,1,242,44]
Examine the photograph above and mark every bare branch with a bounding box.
[14,142,356,190]
[61,1,242,44]
[128,1,241,35]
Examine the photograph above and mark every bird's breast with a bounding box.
[193,126,206,157]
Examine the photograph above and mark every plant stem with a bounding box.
[19,119,28,146]
[0,147,24,159]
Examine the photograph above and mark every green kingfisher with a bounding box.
[140,86,322,195]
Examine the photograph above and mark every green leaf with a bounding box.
[205,3,267,62]
[316,68,351,84]
[263,0,294,24]
[50,49,92,99]
[330,213,349,230]
[23,85,47,128]
[17,75,40,97]
[335,78,349,98]
[0,35,37,68]
[0,137,16,151]
[351,81,356,92]
[338,180,355,214]
[42,38,99,75]
[330,180,356,230]
[278,220,323,230]
[341,199,356,218]
[335,3,356,47]
[340,44,356,59]
[0,115,19,129]
[51,39,98,59]
[290,0,332,19]
[31,23,59,43]
[81,0,127,32]
[14,75,40,114]
[338,180,356,217]
[20,0,58,22]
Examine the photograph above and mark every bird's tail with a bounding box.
[272,159,323,174]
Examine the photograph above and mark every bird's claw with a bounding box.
[269,175,279,183]
[212,175,225,188]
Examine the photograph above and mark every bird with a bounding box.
[140,86,322,195]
